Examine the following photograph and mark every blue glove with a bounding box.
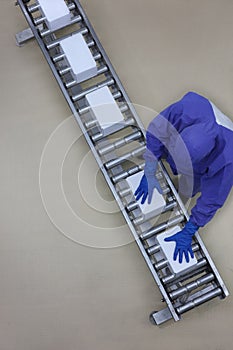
[164,221,199,263]
[134,160,163,204]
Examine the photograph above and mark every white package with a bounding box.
[126,171,166,220]
[60,33,97,83]
[157,226,197,274]
[38,0,71,31]
[86,86,124,136]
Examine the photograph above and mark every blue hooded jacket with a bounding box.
[144,92,233,227]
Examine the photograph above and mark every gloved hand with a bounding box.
[134,160,163,204]
[164,221,199,263]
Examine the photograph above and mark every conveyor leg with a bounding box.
[15,28,34,46]
[150,308,174,325]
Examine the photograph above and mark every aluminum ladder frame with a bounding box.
[16,0,229,325]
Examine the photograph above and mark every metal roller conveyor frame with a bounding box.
[16,0,229,325]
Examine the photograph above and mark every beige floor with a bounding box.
[1,0,233,349]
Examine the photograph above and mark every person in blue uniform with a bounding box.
[135,92,233,263]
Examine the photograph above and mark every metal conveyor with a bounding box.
[15,0,229,325]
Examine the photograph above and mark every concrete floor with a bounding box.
[1,0,233,349]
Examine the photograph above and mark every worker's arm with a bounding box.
[163,165,233,264]
[190,163,233,227]
[135,102,184,203]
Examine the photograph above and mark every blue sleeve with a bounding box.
[144,101,183,161]
[190,163,233,227]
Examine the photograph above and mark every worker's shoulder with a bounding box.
[181,91,210,106]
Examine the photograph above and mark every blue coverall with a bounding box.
[144,92,233,228]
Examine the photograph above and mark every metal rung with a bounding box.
[112,164,145,184]
[84,103,128,129]
[40,15,82,37]
[72,78,115,101]
[91,117,136,142]
[98,130,142,155]
[126,202,138,212]
[120,104,129,114]
[28,1,76,14]
[34,16,46,26]
[140,215,185,240]
[67,3,76,11]
[162,186,170,194]
[97,65,108,75]
[169,273,215,300]
[46,27,89,50]
[53,53,65,63]
[105,145,146,170]
[79,106,91,116]
[118,188,132,198]
[148,244,160,256]
[133,202,177,226]
[176,287,222,314]
[28,3,40,13]
[60,63,106,76]
[162,258,207,284]
[66,65,108,89]
[79,90,122,115]
[86,39,95,48]
[123,117,135,126]
[93,52,101,60]
[91,132,103,142]
[59,66,72,75]
[84,120,98,129]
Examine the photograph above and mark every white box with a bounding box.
[38,0,71,31]
[60,33,98,83]
[86,86,125,136]
[126,171,166,220]
[157,226,197,274]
